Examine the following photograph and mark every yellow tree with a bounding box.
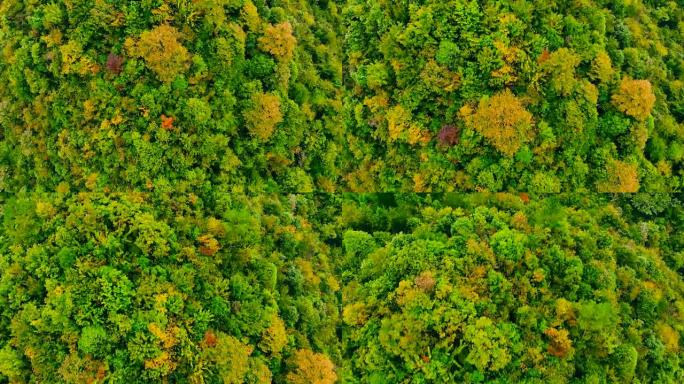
[544,328,573,358]
[202,333,254,384]
[243,92,283,141]
[468,89,533,156]
[259,315,288,355]
[258,22,297,61]
[597,159,640,193]
[286,349,337,384]
[128,24,190,83]
[591,51,614,83]
[612,78,656,121]
[542,48,580,96]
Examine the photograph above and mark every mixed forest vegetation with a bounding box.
[1,0,683,383]
[343,0,684,192]
[1,0,683,192]
[1,193,683,383]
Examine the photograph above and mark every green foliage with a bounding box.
[464,317,513,372]
[336,193,684,382]
[0,193,341,382]
[0,0,345,193]
[2,193,684,382]
[78,326,109,356]
[342,0,684,191]
[1,0,684,382]
[490,229,526,262]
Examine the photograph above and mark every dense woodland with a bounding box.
[1,0,684,383]
[1,0,345,193]
[1,0,682,192]
[343,0,684,192]
[1,193,683,382]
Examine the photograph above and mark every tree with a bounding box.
[161,114,175,130]
[597,159,640,193]
[542,48,580,96]
[612,78,656,121]
[544,328,573,358]
[464,317,512,372]
[106,53,124,74]
[260,316,288,355]
[437,125,460,147]
[0,345,25,382]
[78,326,109,357]
[490,229,526,262]
[286,349,337,384]
[259,22,297,62]
[467,90,533,156]
[577,301,617,333]
[612,344,638,382]
[198,234,220,256]
[386,105,412,142]
[185,98,212,124]
[591,51,614,83]
[128,24,190,83]
[203,333,254,384]
[243,92,283,141]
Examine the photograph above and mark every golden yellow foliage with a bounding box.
[295,259,322,286]
[395,280,422,307]
[492,40,522,85]
[413,172,427,192]
[286,349,337,384]
[206,217,225,237]
[35,201,56,218]
[363,93,389,113]
[597,159,640,193]
[387,105,422,143]
[244,92,283,141]
[58,352,107,384]
[591,51,614,83]
[259,22,297,61]
[511,211,528,230]
[260,316,288,355]
[612,78,656,121]
[657,322,680,352]
[198,234,220,256]
[144,351,176,373]
[129,24,190,83]
[555,298,576,323]
[420,60,461,92]
[250,359,273,384]
[241,1,262,31]
[468,90,533,156]
[85,173,98,190]
[60,40,98,75]
[543,48,580,96]
[148,323,179,349]
[544,328,573,358]
[343,302,369,326]
[204,333,254,384]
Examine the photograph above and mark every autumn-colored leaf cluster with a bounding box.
[244,92,283,141]
[259,22,297,61]
[127,24,190,83]
[286,349,337,384]
[467,90,533,156]
[612,78,656,121]
[597,159,640,193]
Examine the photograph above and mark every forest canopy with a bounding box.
[1,0,684,383]
[1,0,683,193]
[343,0,684,192]
[1,192,683,383]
